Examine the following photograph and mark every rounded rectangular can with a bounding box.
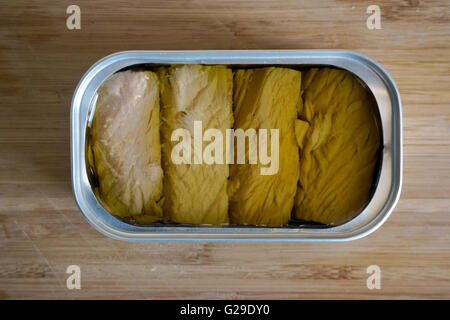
[71,50,402,241]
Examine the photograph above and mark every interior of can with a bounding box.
[85,63,384,229]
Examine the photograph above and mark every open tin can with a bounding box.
[71,50,402,241]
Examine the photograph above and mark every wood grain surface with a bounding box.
[0,0,449,299]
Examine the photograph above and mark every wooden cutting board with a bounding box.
[0,0,449,299]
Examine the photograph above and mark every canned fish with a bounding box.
[71,50,402,241]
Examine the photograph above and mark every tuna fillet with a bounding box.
[294,68,381,225]
[229,67,301,226]
[158,65,233,225]
[89,70,163,220]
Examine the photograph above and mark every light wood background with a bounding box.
[0,0,449,299]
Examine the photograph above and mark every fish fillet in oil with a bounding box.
[229,67,301,226]
[89,70,163,220]
[294,68,381,225]
[158,65,233,225]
